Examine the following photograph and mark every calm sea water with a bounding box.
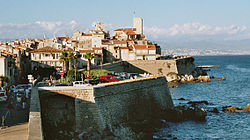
[155,55,250,139]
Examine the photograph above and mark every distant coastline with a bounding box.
[162,48,250,56]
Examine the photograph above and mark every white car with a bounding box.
[0,90,7,102]
[13,84,32,93]
[72,81,88,87]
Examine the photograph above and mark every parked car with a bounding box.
[72,81,88,87]
[16,91,25,103]
[13,84,32,93]
[97,79,110,84]
[100,75,121,82]
[36,82,50,87]
[0,90,7,102]
[87,79,102,85]
[52,83,70,87]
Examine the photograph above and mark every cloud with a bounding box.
[0,20,87,39]
[144,22,250,40]
[0,21,249,42]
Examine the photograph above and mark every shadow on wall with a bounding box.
[39,91,76,140]
[36,77,173,139]
[95,61,147,74]
[38,89,168,140]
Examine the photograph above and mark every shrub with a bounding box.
[67,69,110,81]
[83,69,111,79]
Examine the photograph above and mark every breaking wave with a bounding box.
[226,65,250,73]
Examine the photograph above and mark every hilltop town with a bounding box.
[0,17,162,85]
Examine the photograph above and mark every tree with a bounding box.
[67,52,77,70]
[0,75,9,87]
[59,52,68,73]
[83,52,95,79]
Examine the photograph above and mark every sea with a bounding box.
[154,55,250,139]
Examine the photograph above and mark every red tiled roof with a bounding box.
[148,45,156,49]
[82,34,92,36]
[0,52,11,56]
[131,44,156,50]
[119,47,129,50]
[78,50,94,53]
[113,40,127,44]
[56,37,69,40]
[114,28,123,31]
[30,46,62,53]
[114,28,136,32]
[93,48,102,50]
[93,33,104,35]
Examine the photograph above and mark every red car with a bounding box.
[100,75,121,82]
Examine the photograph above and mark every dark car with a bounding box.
[98,79,110,84]
[86,79,99,85]
[52,83,70,87]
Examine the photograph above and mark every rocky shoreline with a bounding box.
[168,67,226,84]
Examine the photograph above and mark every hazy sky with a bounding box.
[1,0,250,49]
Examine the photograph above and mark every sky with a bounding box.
[1,0,250,49]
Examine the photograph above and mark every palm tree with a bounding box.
[83,52,95,79]
[59,52,68,73]
[67,52,77,70]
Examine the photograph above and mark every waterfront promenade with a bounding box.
[0,123,28,140]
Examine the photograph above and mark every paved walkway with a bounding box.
[0,123,28,140]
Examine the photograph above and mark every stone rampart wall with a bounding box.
[29,77,173,139]
[126,60,178,76]
[176,57,195,75]
[94,77,173,127]
[97,57,196,78]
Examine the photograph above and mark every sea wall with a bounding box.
[97,57,197,81]
[29,77,173,139]
[93,76,173,127]
[97,57,196,76]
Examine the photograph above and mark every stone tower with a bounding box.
[133,17,143,34]
[95,22,105,31]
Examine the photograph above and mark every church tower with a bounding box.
[133,17,143,34]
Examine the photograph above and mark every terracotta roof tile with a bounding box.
[78,50,94,53]
[56,37,69,40]
[82,34,92,36]
[30,46,62,53]
[131,44,156,49]
[148,45,156,49]
[119,47,129,50]
[93,48,102,50]
[113,40,127,44]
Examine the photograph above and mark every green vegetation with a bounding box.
[66,69,84,81]
[83,69,110,79]
[66,69,110,82]
[67,52,77,70]
[59,52,77,72]
[82,52,95,79]
[147,41,153,45]
[0,75,9,87]
[59,52,68,72]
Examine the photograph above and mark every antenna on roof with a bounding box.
[133,10,136,17]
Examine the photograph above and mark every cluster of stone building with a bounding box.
[0,17,161,85]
